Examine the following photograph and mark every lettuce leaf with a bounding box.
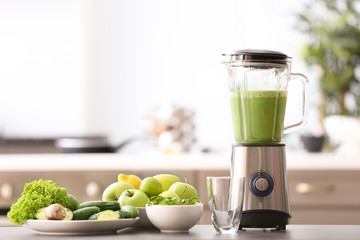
[7,179,70,226]
[147,196,201,206]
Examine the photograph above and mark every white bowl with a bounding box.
[146,204,203,233]
[130,207,157,229]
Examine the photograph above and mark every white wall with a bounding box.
[0,0,314,151]
[98,0,310,149]
[0,0,101,137]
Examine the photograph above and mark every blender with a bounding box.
[222,49,309,230]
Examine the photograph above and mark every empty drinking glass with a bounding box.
[207,176,245,234]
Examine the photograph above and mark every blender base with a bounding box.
[240,209,291,231]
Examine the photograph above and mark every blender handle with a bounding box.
[283,73,309,134]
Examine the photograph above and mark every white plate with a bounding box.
[24,218,139,235]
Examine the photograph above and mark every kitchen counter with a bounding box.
[2,152,360,226]
[2,225,360,240]
[0,151,360,171]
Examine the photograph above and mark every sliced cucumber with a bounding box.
[72,206,100,220]
[78,201,120,211]
[89,210,120,220]
[36,206,73,220]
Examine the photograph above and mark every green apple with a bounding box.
[159,190,180,199]
[102,182,134,201]
[118,189,148,207]
[168,182,197,199]
[139,177,163,197]
[119,205,139,218]
[153,174,181,191]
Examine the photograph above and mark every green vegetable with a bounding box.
[67,194,79,211]
[78,201,120,211]
[35,206,73,220]
[89,210,120,220]
[118,206,139,218]
[63,208,74,220]
[72,206,100,220]
[35,207,47,220]
[7,179,70,226]
[147,196,201,206]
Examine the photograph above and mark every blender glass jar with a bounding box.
[222,49,309,144]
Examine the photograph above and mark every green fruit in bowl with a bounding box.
[168,182,197,199]
[119,205,139,218]
[159,190,180,199]
[102,182,134,201]
[119,189,148,207]
[139,177,163,197]
[153,174,181,191]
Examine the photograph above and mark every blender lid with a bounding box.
[223,49,291,64]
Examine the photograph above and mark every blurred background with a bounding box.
[1,0,360,226]
[0,0,359,154]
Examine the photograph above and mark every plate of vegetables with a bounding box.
[25,202,139,235]
[7,179,139,235]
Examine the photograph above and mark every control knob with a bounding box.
[249,172,274,197]
[254,177,270,192]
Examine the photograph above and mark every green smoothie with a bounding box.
[230,90,288,143]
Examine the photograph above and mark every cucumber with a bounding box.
[72,206,100,220]
[116,210,124,219]
[89,210,120,220]
[78,201,120,211]
[36,206,73,220]
[88,212,101,220]
[118,206,139,218]
[66,194,80,211]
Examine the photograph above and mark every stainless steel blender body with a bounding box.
[231,143,290,230]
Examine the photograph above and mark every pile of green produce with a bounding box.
[7,179,139,226]
[7,179,72,226]
[72,201,138,220]
[147,196,201,206]
[103,173,201,207]
[8,173,201,226]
